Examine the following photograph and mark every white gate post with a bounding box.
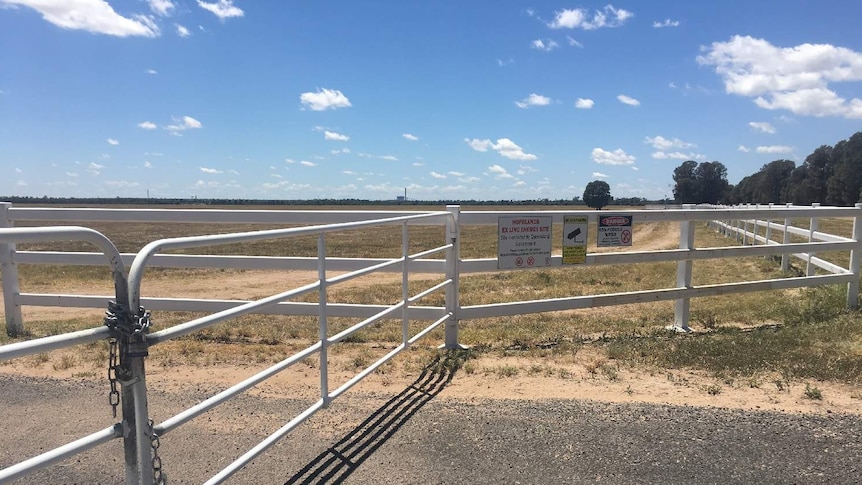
[781,203,791,272]
[0,202,23,337]
[443,205,462,349]
[807,203,820,276]
[848,203,862,309]
[673,204,695,331]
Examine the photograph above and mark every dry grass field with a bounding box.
[1,204,861,413]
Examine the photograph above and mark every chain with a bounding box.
[108,338,120,418]
[149,418,166,484]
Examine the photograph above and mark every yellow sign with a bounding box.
[562,215,588,265]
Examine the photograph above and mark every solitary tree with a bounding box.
[583,180,612,210]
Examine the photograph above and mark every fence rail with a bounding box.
[2,201,862,484]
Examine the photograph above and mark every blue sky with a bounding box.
[2,1,862,201]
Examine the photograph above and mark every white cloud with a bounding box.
[148,0,174,16]
[566,35,583,48]
[549,5,633,30]
[144,161,152,168]
[466,138,537,161]
[698,35,862,119]
[380,155,398,161]
[749,121,776,134]
[487,164,515,179]
[653,19,679,28]
[531,39,559,52]
[197,0,243,20]
[515,93,551,108]
[66,172,79,177]
[299,88,351,111]
[324,130,349,141]
[738,145,751,153]
[402,133,419,141]
[199,167,222,174]
[651,151,706,161]
[756,145,793,154]
[106,138,119,145]
[448,171,464,177]
[106,180,140,188]
[145,69,158,75]
[88,162,104,175]
[300,161,316,167]
[592,172,608,178]
[176,24,190,37]
[430,171,446,179]
[138,121,157,130]
[644,136,695,150]
[5,0,160,37]
[412,162,424,167]
[575,98,594,109]
[165,115,202,131]
[591,147,635,165]
[617,94,640,106]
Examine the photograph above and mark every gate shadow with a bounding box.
[283,349,470,485]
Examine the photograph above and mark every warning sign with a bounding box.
[597,214,633,247]
[562,215,588,265]
[498,215,552,269]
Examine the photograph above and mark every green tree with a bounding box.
[583,180,612,209]
[672,160,730,204]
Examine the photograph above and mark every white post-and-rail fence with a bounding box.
[1,201,861,484]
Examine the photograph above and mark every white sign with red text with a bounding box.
[597,214,633,247]
[498,215,553,269]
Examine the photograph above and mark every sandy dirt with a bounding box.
[2,221,860,416]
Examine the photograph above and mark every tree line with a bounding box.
[670,131,862,206]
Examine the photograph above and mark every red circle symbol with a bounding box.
[621,230,631,244]
[515,257,524,267]
[527,256,535,266]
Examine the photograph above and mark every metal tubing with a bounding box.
[0,326,110,361]
[408,313,451,345]
[0,202,22,336]
[317,234,329,407]
[327,301,405,345]
[402,221,410,346]
[329,343,407,401]
[807,203,820,276]
[155,342,322,435]
[130,358,153,485]
[444,205,461,348]
[673,207,696,331]
[203,400,326,485]
[0,424,122,484]
[848,203,862,309]
[782,203,792,271]
[407,279,452,304]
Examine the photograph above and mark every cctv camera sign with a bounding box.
[597,214,633,247]
[562,215,588,265]
[498,215,552,269]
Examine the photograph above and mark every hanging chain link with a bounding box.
[107,338,120,418]
[149,418,166,485]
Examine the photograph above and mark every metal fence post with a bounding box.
[807,203,820,276]
[781,203,791,272]
[765,203,773,245]
[317,233,330,406]
[673,204,695,331]
[0,202,23,336]
[848,203,862,309]
[444,205,462,349]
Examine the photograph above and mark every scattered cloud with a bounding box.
[402,133,419,141]
[299,88,351,111]
[324,130,349,141]
[197,0,244,20]
[380,155,398,161]
[548,5,633,30]
[144,161,152,168]
[644,136,695,150]
[566,35,583,48]
[738,145,751,153]
[106,138,119,145]
[165,115,202,132]
[653,19,679,28]
[199,167,223,174]
[106,180,140,188]
[617,94,640,106]
[749,121,776,134]
[465,138,537,161]
[5,0,160,37]
[487,164,515,179]
[176,24,190,37]
[531,39,559,52]
[300,161,317,167]
[592,172,608,178]
[88,162,104,175]
[448,171,465,177]
[430,171,446,179]
[698,35,862,119]
[497,58,514,67]
[756,145,793,154]
[515,93,551,108]
[138,121,157,130]
[148,0,175,16]
[651,151,706,161]
[575,98,594,109]
[145,69,158,75]
[591,147,636,165]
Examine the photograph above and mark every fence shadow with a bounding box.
[283,349,470,484]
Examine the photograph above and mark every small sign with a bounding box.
[597,214,633,247]
[562,215,588,265]
[498,215,552,269]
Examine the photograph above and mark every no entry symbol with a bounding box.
[621,230,632,244]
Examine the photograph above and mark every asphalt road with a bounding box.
[1,368,861,485]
